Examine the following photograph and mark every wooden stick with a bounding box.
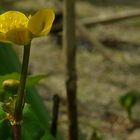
[80,10,140,27]
[50,94,60,137]
[63,0,79,139]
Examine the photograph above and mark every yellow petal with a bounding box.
[28,9,55,36]
[0,11,31,45]
[0,11,28,33]
[0,32,10,44]
[6,27,32,45]
[0,32,6,41]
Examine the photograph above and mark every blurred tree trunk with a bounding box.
[63,0,78,140]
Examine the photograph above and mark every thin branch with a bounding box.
[50,94,60,137]
[63,0,78,140]
[81,10,140,27]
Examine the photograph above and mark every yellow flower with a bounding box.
[0,9,55,45]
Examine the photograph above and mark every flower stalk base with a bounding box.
[13,43,31,140]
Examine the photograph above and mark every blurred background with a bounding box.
[1,0,140,140]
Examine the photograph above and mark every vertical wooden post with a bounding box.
[63,0,78,140]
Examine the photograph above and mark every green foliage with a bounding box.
[0,43,63,139]
[79,130,86,140]
[0,102,7,123]
[0,43,50,126]
[26,74,47,87]
[22,104,45,140]
[119,90,140,120]
[0,73,47,116]
[0,73,47,93]
[0,43,20,75]
[2,96,16,115]
[0,103,51,140]
[0,120,12,140]
[41,131,55,140]
[90,128,104,140]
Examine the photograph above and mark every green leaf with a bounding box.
[0,102,7,123]
[119,90,140,120]
[0,73,47,92]
[22,104,45,140]
[90,128,104,140]
[120,90,140,110]
[0,42,20,75]
[26,74,47,87]
[0,120,12,139]
[41,131,55,140]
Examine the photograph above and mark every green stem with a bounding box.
[13,43,31,140]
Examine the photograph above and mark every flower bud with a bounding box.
[2,79,19,93]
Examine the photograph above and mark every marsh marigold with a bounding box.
[0,9,55,45]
